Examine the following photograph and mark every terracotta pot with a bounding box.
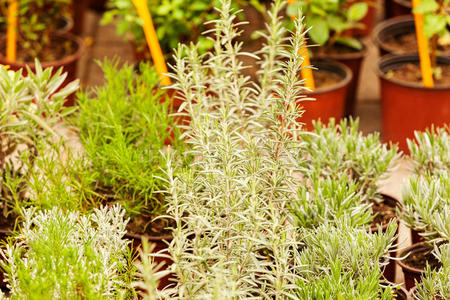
[314,45,368,117]
[0,33,84,106]
[372,16,415,56]
[376,54,450,152]
[367,194,400,283]
[71,0,89,35]
[298,59,352,130]
[353,0,380,37]
[391,0,412,17]
[125,232,174,290]
[398,242,434,290]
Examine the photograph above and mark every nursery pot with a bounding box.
[314,44,368,117]
[397,242,442,290]
[376,54,450,152]
[71,0,89,35]
[125,232,174,290]
[0,33,84,106]
[391,0,412,17]
[299,59,352,130]
[372,16,415,56]
[57,16,74,34]
[367,194,400,283]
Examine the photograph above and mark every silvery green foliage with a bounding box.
[415,243,450,300]
[0,205,130,299]
[298,118,400,202]
[160,0,308,298]
[296,220,397,299]
[401,173,450,243]
[290,174,373,229]
[407,126,450,176]
[0,61,78,215]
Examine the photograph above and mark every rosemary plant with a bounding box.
[73,60,184,229]
[407,126,450,176]
[295,220,398,299]
[298,118,400,203]
[158,0,309,297]
[0,205,131,299]
[401,172,450,243]
[0,62,78,221]
[414,243,450,300]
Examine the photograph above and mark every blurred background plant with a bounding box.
[0,0,73,61]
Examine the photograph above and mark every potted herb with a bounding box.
[101,0,223,62]
[0,62,78,237]
[295,221,398,298]
[0,205,132,298]
[410,243,450,299]
[376,1,450,152]
[398,173,449,289]
[287,0,369,116]
[159,0,308,296]
[0,0,84,86]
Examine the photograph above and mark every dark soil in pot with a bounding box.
[0,33,84,106]
[313,43,367,117]
[376,54,450,152]
[411,229,426,245]
[298,58,352,130]
[367,194,400,283]
[398,242,443,290]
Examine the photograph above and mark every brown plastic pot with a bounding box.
[367,194,400,283]
[391,0,412,17]
[410,229,425,245]
[376,54,450,152]
[298,59,352,130]
[314,45,367,117]
[126,232,174,290]
[0,33,84,106]
[397,242,434,290]
[372,16,415,56]
[71,0,89,35]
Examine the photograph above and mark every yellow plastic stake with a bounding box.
[131,0,171,86]
[6,0,18,62]
[412,0,434,87]
[288,0,315,91]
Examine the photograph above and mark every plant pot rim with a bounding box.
[397,242,432,274]
[375,54,450,90]
[307,58,353,95]
[125,231,173,242]
[368,193,400,233]
[58,16,74,34]
[313,42,368,61]
[0,32,84,70]
[393,0,412,8]
[372,15,415,54]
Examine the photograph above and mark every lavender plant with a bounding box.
[414,243,450,300]
[407,126,450,176]
[157,0,309,297]
[401,172,450,244]
[0,62,78,221]
[298,118,400,202]
[296,220,398,299]
[0,205,131,299]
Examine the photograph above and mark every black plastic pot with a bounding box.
[372,16,415,56]
[376,54,450,152]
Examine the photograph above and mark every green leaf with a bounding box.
[423,14,447,38]
[413,0,439,14]
[327,15,347,33]
[336,37,363,50]
[347,2,368,21]
[307,16,330,45]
